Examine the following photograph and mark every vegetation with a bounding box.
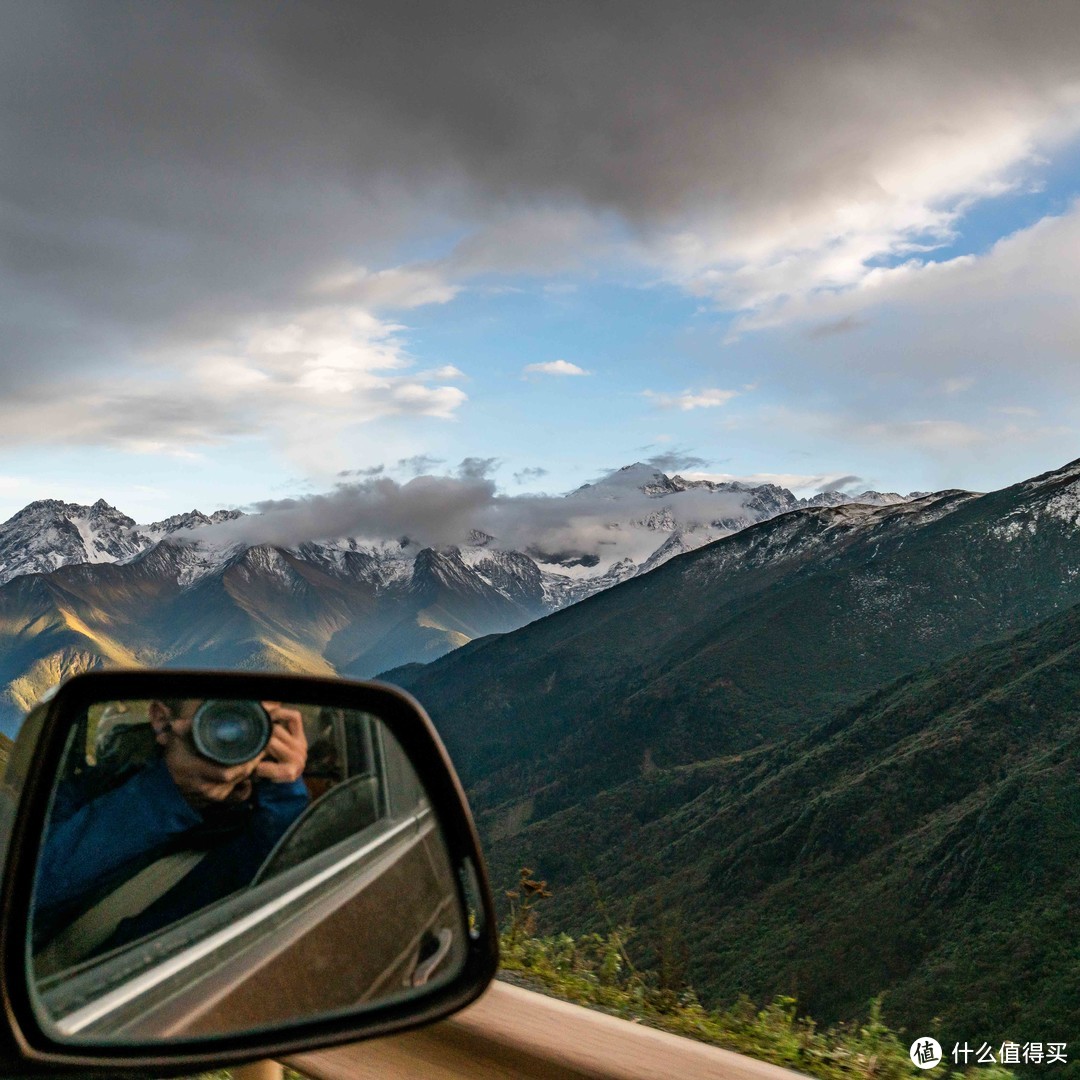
[479,603,1080,1058]
[500,869,1019,1080]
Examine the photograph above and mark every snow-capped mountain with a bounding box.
[0,499,142,582]
[0,467,927,596]
[0,466,940,730]
[0,500,247,585]
[393,454,1080,840]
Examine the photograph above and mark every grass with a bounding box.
[499,868,1018,1080]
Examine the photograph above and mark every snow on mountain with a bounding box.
[0,466,936,606]
[0,499,250,587]
[569,463,678,499]
[801,489,909,508]
[0,499,143,583]
[996,456,1080,530]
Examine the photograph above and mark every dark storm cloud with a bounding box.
[6,3,1080,335]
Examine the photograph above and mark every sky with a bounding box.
[2,1,1080,529]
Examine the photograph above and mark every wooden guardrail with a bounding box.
[288,980,812,1080]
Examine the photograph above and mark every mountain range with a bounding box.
[393,459,1080,815]
[385,456,1080,1050]
[0,455,1077,1052]
[480,597,1080,1048]
[0,469,921,733]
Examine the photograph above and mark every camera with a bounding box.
[190,700,272,766]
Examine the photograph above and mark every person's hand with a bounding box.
[150,702,261,809]
[254,702,308,784]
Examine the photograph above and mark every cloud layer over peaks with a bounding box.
[4,2,1080,487]
[197,463,775,568]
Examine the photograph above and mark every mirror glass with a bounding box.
[28,695,468,1044]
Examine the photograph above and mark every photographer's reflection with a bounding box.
[34,700,309,967]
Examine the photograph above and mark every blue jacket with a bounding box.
[35,756,309,951]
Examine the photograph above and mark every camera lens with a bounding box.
[191,700,271,766]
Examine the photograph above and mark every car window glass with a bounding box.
[27,696,467,1045]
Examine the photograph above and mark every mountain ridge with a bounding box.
[389,457,1080,824]
[0,469,938,730]
[481,596,1080,1048]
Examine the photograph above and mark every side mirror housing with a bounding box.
[0,671,498,1075]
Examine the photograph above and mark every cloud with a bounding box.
[724,202,1080,471]
[0,304,468,461]
[853,419,988,451]
[513,466,549,484]
[941,376,976,395]
[645,451,710,473]
[7,0,1080,401]
[805,317,867,341]
[818,474,864,494]
[311,264,459,310]
[457,456,500,480]
[682,470,873,496]
[6,1,1080,493]
[195,462,780,564]
[338,465,385,478]
[523,360,591,377]
[213,474,499,550]
[448,207,613,278]
[416,364,467,380]
[398,454,446,476]
[643,388,739,410]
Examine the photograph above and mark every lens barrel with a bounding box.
[191,700,272,766]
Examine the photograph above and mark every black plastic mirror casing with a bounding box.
[0,671,499,1078]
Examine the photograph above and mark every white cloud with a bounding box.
[194,463,795,568]
[739,201,1080,387]
[0,301,468,460]
[643,388,739,410]
[311,264,460,311]
[523,360,592,377]
[853,419,988,451]
[942,377,976,395]
[682,470,870,495]
[655,88,1080,318]
[416,364,467,380]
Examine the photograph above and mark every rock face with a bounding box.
[383,456,1080,1055]
[0,467,934,723]
[0,499,143,581]
[479,600,1080,1053]
[0,471,925,592]
[390,457,1080,817]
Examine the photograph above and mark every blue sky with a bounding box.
[1,3,1079,527]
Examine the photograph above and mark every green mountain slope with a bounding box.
[0,540,547,736]
[392,459,1080,827]
[483,599,1080,1052]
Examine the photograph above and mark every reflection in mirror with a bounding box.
[29,696,467,1044]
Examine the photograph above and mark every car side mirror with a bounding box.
[0,671,498,1075]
